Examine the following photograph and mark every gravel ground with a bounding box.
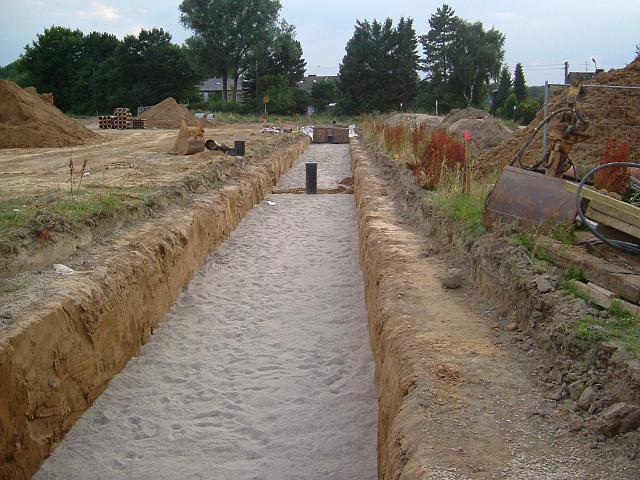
[35,146,377,479]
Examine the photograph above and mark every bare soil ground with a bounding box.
[0,123,278,200]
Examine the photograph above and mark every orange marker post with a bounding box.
[463,130,471,193]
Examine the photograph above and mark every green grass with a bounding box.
[552,223,577,245]
[0,190,131,255]
[431,188,487,239]
[213,111,357,125]
[576,303,640,355]
[510,231,555,263]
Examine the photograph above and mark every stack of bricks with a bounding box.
[98,108,145,130]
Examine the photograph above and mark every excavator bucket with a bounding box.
[169,123,205,155]
[483,166,578,229]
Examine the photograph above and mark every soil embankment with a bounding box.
[0,80,101,148]
[351,138,639,479]
[0,136,309,480]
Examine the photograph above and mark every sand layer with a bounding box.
[34,145,377,479]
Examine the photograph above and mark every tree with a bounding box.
[338,19,397,114]
[420,4,457,84]
[72,32,119,114]
[179,0,282,100]
[0,59,32,87]
[493,65,512,115]
[311,79,338,111]
[258,74,295,114]
[635,43,640,60]
[513,62,527,102]
[393,17,420,110]
[338,18,419,114]
[111,28,198,111]
[415,5,505,112]
[240,20,306,113]
[22,26,84,111]
[448,20,504,107]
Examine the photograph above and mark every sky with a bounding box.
[1,0,638,86]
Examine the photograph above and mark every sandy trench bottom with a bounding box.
[35,145,378,479]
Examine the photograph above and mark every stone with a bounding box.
[535,277,554,294]
[507,322,519,332]
[567,380,585,400]
[577,386,597,410]
[442,268,464,289]
[596,402,640,437]
[572,298,589,312]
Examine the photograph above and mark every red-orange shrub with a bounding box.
[593,138,631,194]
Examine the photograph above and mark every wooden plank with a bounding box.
[537,236,640,304]
[566,182,640,220]
[588,200,640,229]
[570,280,640,316]
[569,280,614,309]
[586,208,640,240]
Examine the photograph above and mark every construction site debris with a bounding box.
[169,119,205,155]
[140,97,212,129]
[0,80,100,148]
[98,107,146,130]
[313,126,350,144]
[476,59,640,177]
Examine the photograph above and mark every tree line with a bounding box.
[1,27,199,114]
[337,4,506,115]
[0,0,308,115]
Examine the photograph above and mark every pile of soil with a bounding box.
[475,60,640,177]
[442,108,512,155]
[0,80,100,148]
[385,113,442,128]
[140,97,213,129]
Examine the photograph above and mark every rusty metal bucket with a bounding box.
[483,166,578,229]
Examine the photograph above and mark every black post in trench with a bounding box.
[305,162,317,194]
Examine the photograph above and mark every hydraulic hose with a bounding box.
[576,162,640,255]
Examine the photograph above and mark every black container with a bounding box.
[234,140,246,156]
[305,162,318,194]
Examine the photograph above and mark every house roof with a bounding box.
[299,75,339,92]
[199,77,244,92]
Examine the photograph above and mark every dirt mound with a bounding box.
[0,80,100,149]
[443,107,512,155]
[385,113,442,128]
[442,107,489,125]
[141,97,213,129]
[476,60,640,177]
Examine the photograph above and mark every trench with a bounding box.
[34,144,378,479]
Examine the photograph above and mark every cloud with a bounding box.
[76,1,121,21]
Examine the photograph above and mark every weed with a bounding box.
[511,232,535,251]
[0,190,130,256]
[552,223,576,245]
[576,311,640,356]
[564,264,585,282]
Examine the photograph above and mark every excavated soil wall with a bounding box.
[354,138,640,477]
[351,139,429,479]
[0,137,309,480]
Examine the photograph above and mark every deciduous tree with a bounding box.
[179,0,282,100]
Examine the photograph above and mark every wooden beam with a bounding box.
[566,182,640,221]
[586,207,640,240]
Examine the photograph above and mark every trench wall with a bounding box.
[0,136,309,480]
[352,139,433,479]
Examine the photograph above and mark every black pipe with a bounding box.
[576,161,640,254]
[234,140,246,156]
[305,162,318,194]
